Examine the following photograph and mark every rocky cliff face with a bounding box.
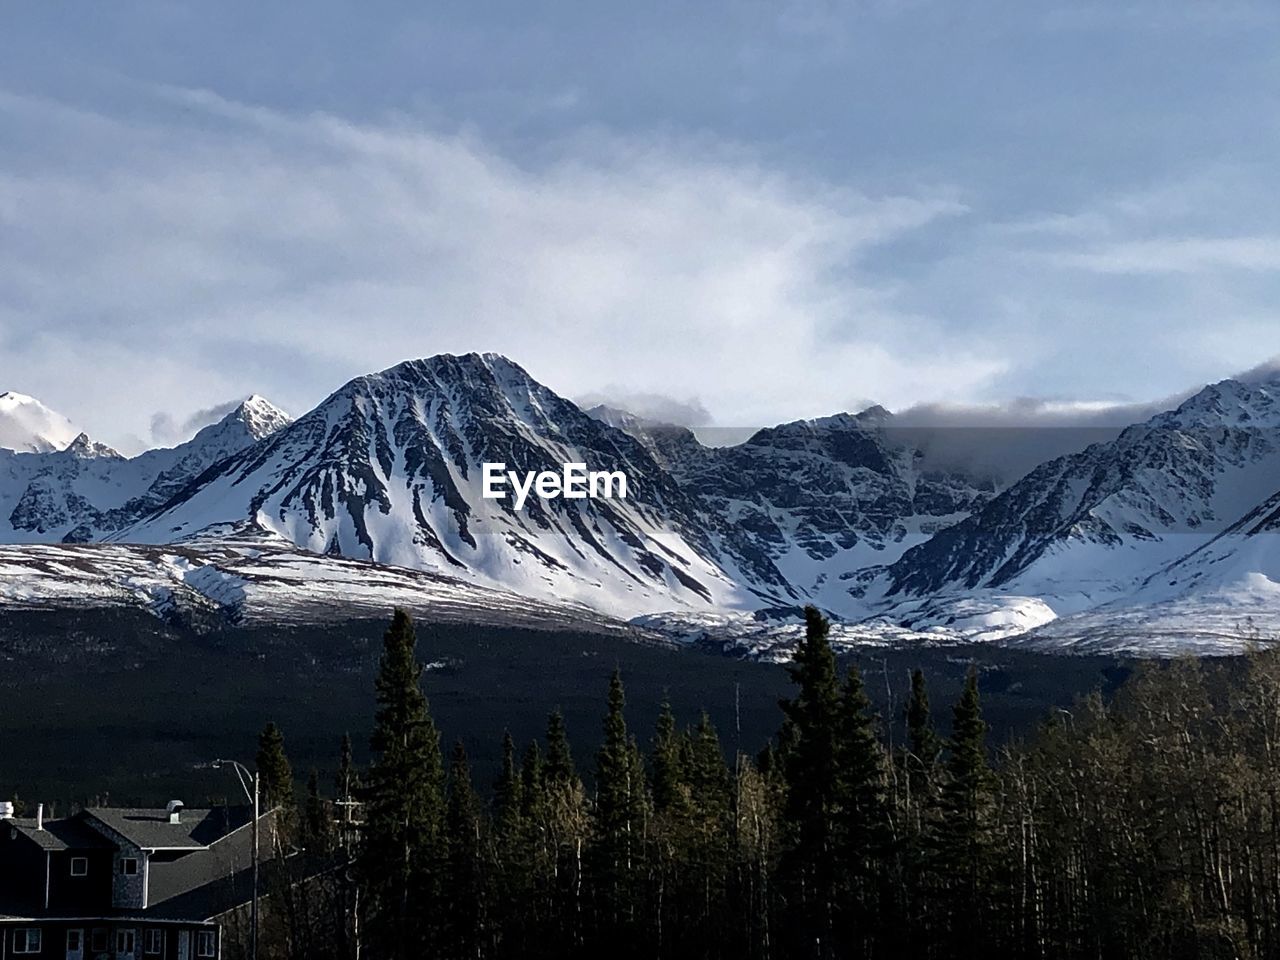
[591,405,993,613]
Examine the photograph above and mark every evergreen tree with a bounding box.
[898,668,942,956]
[650,698,688,815]
[936,666,997,957]
[545,709,575,786]
[906,667,942,796]
[361,608,446,960]
[686,712,733,956]
[688,712,731,818]
[494,731,524,836]
[490,731,528,958]
[541,711,589,955]
[777,605,844,957]
[256,721,295,813]
[834,666,889,955]
[445,741,484,960]
[649,700,692,958]
[520,741,545,823]
[592,669,651,951]
[257,721,296,857]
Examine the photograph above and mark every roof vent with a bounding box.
[0,801,13,820]
[166,800,185,824]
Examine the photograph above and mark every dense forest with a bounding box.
[241,608,1280,960]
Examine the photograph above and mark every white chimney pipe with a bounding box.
[36,803,43,831]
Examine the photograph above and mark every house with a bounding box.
[0,800,270,960]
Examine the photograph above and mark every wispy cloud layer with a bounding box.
[0,87,1002,447]
[2,29,1280,452]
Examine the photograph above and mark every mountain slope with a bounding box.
[884,377,1280,609]
[118,355,793,616]
[1017,486,1280,654]
[0,392,79,453]
[592,406,994,616]
[0,397,291,543]
[0,530,631,633]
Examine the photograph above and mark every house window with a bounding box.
[71,855,89,876]
[196,929,216,957]
[12,928,42,953]
[116,928,137,953]
[120,856,139,875]
[91,928,109,951]
[145,929,164,954]
[68,929,84,951]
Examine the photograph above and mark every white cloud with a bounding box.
[0,86,1001,448]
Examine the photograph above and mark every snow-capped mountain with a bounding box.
[884,376,1280,612]
[0,392,80,453]
[0,396,291,543]
[592,406,994,615]
[118,355,792,616]
[7,355,1280,655]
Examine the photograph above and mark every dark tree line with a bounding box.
[242,607,1280,960]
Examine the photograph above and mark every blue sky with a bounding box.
[3,1,1280,450]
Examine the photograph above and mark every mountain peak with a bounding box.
[350,353,530,396]
[227,395,292,440]
[175,395,291,455]
[64,432,122,460]
[0,392,80,453]
[1150,377,1280,431]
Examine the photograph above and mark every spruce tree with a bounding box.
[937,666,996,955]
[494,731,523,834]
[687,712,732,954]
[688,712,731,818]
[899,668,941,955]
[592,669,651,949]
[834,665,889,954]
[256,721,295,812]
[520,741,545,823]
[650,698,688,815]
[778,605,843,957]
[445,740,484,960]
[541,710,588,954]
[490,731,527,957]
[905,667,942,807]
[649,699,691,958]
[362,608,446,960]
[256,721,296,854]
[545,709,575,786]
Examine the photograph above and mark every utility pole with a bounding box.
[213,758,260,960]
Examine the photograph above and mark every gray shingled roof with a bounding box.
[1,807,314,924]
[84,806,254,850]
[5,816,114,852]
